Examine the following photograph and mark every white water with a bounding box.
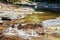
[3,26,39,39]
[42,19,60,27]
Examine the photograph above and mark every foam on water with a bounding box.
[3,26,39,39]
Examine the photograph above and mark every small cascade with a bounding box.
[3,23,41,39]
[3,27,18,36]
[31,30,38,37]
